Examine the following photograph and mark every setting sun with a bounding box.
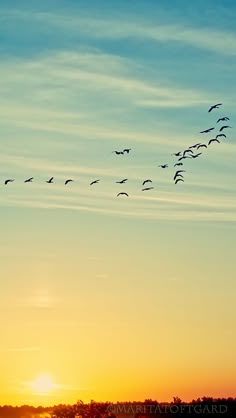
[29,374,57,395]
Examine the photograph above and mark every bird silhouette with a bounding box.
[174,162,183,167]
[142,187,154,191]
[159,164,168,168]
[117,192,129,197]
[142,179,152,186]
[175,178,184,184]
[90,180,100,185]
[217,117,229,123]
[116,179,128,184]
[183,149,193,156]
[208,103,222,112]
[46,177,54,183]
[172,152,182,156]
[24,177,34,182]
[219,125,232,132]
[173,170,186,181]
[112,151,124,155]
[208,138,220,145]
[197,144,207,149]
[189,143,201,149]
[200,127,214,133]
[216,134,226,139]
[123,149,131,154]
[178,155,191,161]
[65,179,74,185]
[4,179,14,185]
[191,153,202,158]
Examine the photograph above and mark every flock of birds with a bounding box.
[159,103,231,186]
[3,104,232,197]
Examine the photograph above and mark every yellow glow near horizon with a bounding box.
[29,374,57,395]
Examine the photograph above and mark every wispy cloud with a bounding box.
[2,9,236,56]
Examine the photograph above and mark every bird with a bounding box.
[174,173,184,181]
[197,144,207,149]
[142,187,154,191]
[183,149,193,155]
[116,179,128,184]
[142,179,152,186]
[189,143,201,149]
[123,149,131,154]
[172,152,182,157]
[174,170,186,175]
[173,170,186,181]
[24,177,34,182]
[117,192,129,197]
[208,103,222,112]
[90,180,100,185]
[191,153,202,158]
[217,117,229,123]
[174,162,183,167]
[46,177,54,183]
[216,134,226,139]
[112,151,124,155]
[178,155,192,161]
[208,138,220,145]
[175,178,184,184]
[219,125,232,132]
[65,179,74,185]
[159,164,168,168]
[4,179,14,185]
[200,127,215,133]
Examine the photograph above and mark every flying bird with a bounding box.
[123,149,131,154]
[191,153,202,158]
[90,180,100,185]
[208,103,222,112]
[24,177,34,182]
[174,174,184,181]
[117,192,129,197]
[197,144,207,149]
[116,179,128,184]
[65,179,74,185]
[46,177,54,183]
[172,152,182,157]
[159,164,168,168]
[219,125,232,132]
[142,179,152,186]
[174,162,183,167]
[173,170,186,181]
[174,170,186,175]
[112,151,124,155]
[189,143,201,149]
[142,187,154,191]
[183,149,193,156]
[4,179,14,185]
[175,178,184,184]
[208,138,220,145]
[178,155,192,161]
[200,127,214,134]
[216,134,226,139]
[217,117,229,123]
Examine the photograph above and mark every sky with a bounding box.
[0,0,236,406]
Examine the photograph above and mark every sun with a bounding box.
[29,374,57,395]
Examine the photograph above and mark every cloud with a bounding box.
[2,9,236,56]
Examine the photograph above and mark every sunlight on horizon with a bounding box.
[27,374,58,396]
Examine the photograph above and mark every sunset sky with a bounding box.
[0,0,236,406]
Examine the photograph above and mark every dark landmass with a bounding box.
[0,398,236,418]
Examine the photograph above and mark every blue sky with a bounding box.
[0,0,236,405]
